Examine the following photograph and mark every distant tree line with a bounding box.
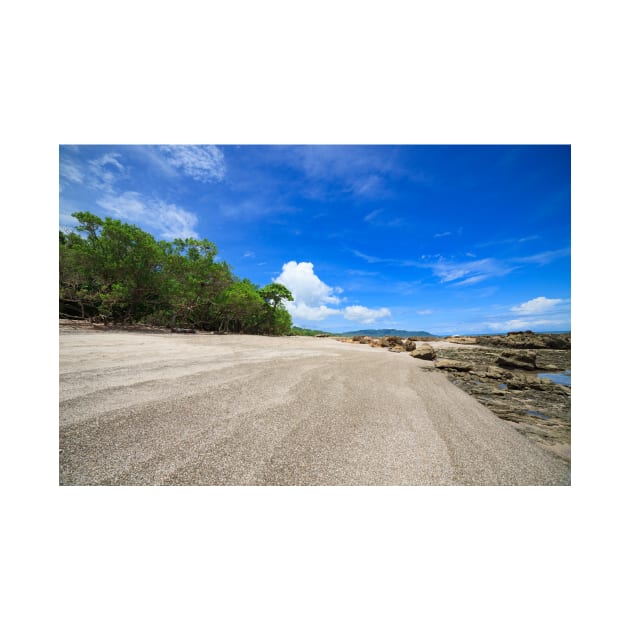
[59,212,294,334]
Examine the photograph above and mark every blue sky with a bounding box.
[59,145,570,335]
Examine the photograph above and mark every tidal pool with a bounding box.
[537,370,571,387]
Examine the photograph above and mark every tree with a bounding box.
[59,213,294,335]
[215,280,266,333]
[259,282,294,334]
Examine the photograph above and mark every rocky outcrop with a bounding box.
[410,344,437,360]
[434,359,473,371]
[477,331,570,350]
[496,350,537,370]
[445,336,478,345]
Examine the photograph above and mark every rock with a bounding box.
[445,336,478,345]
[359,336,372,344]
[389,345,406,353]
[485,366,510,379]
[403,339,416,352]
[496,350,537,370]
[476,331,570,350]
[410,344,436,360]
[380,336,403,347]
[434,359,473,371]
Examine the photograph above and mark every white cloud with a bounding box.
[60,156,84,185]
[511,296,565,315]
[60,151,126,193]
[416,309,433,315]
[431,257,515,285]
[159,145,225,183]
[87,152,126,192]
[274,261,390,324]
[96,192,198,240]
[289,303,338,321]
[343,305,391,324]
[274,261,342,307]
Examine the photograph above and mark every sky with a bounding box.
[59,145,571,335]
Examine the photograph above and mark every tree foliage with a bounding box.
[59,212,294,334]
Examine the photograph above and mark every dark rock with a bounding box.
[403,339,416,352]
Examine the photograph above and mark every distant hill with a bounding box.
[337,328,436,338]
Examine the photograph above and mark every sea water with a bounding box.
[537,369,571,387]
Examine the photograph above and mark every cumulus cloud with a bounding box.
[96,192,198,239]
[274,261,342,307]
[158,145,225,183]
[343,305,391,324]
[511,297,565,314]
[274,261,391,324]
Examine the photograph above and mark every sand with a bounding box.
[59,329,570,485]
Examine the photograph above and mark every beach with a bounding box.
[59,328,570,485]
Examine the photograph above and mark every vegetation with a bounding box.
[59,212,294,335]
[339,328,435,338]
[290,326,331,336]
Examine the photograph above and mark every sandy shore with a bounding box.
[59,330,570,485]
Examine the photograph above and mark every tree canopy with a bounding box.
[60,212,294,335]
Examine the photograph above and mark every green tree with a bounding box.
[215,280,266,333]
[259,282,294,334]
[159,237,234,328]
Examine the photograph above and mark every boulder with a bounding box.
[388,345,406,353]
[403,339,416,352]
[434,359,473,372]
[496,350,537,370]
[381,336,403,347]
[410,344,436,360]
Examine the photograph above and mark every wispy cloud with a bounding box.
[513,248,570,265]
[476,235,540,248]
[158,145,226,183]
[96,192,198,240]
[277,145,405,199]
[60,150,126,193]
[431,257,515,285]
[434,231,452,238]
[59,155,84,185]
[363,208,403,228]
[364,208,384,223]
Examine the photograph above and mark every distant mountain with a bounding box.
[336,328,436,338]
